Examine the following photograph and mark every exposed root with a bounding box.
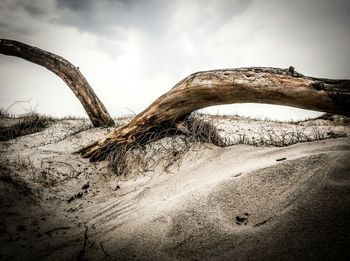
[0,113,55,141]
[82,113,227,176]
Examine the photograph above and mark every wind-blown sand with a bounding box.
[0,117,349,260]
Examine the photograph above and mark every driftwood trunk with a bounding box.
[0,39,114,127]
[80,67,350,161]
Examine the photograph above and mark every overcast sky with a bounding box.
[1,0,349,121]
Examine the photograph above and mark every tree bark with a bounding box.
[0,39,114,127]
[80,66,349,161]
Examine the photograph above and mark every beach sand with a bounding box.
[0,116,349,260]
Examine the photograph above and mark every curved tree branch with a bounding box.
[0,39,114,127]
[80,66,349,161]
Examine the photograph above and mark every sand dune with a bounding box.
[0,117,349,260]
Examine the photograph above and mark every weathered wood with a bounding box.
[0,39,114,127]
[80,66,349,161]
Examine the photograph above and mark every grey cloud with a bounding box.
[0,0,254,41]
[2,0,349,41]
[56,0,94,11]
[53,0,254,38]
[55,0,172,37]
[17,0,48,16]
[276,0,350,30]
[0,0,55,38]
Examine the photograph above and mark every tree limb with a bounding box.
[79,66,349,161]
[0,39,114,127]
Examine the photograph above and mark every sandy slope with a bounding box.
[0,118,349,260]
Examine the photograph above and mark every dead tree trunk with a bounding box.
[80,67,349,161]
[0,39,114,127]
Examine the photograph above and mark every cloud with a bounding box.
[54,0,173,38]
[56,0,94,11]
[52,0,254,40]
[0,0,56,39]
[17,0,49,16]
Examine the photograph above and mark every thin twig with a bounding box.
[100,241,110,257]
[77,225,88,260]
[5,98,32,113]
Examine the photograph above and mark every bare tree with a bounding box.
[0,39,114,127]
[79,67,349,161]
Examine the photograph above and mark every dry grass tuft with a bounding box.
[226,125,347,147]
[107,113,227,176]
[0,112,55,141]
[102,112,349,176]
[0,108,13,118]
[315,113,350,126]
